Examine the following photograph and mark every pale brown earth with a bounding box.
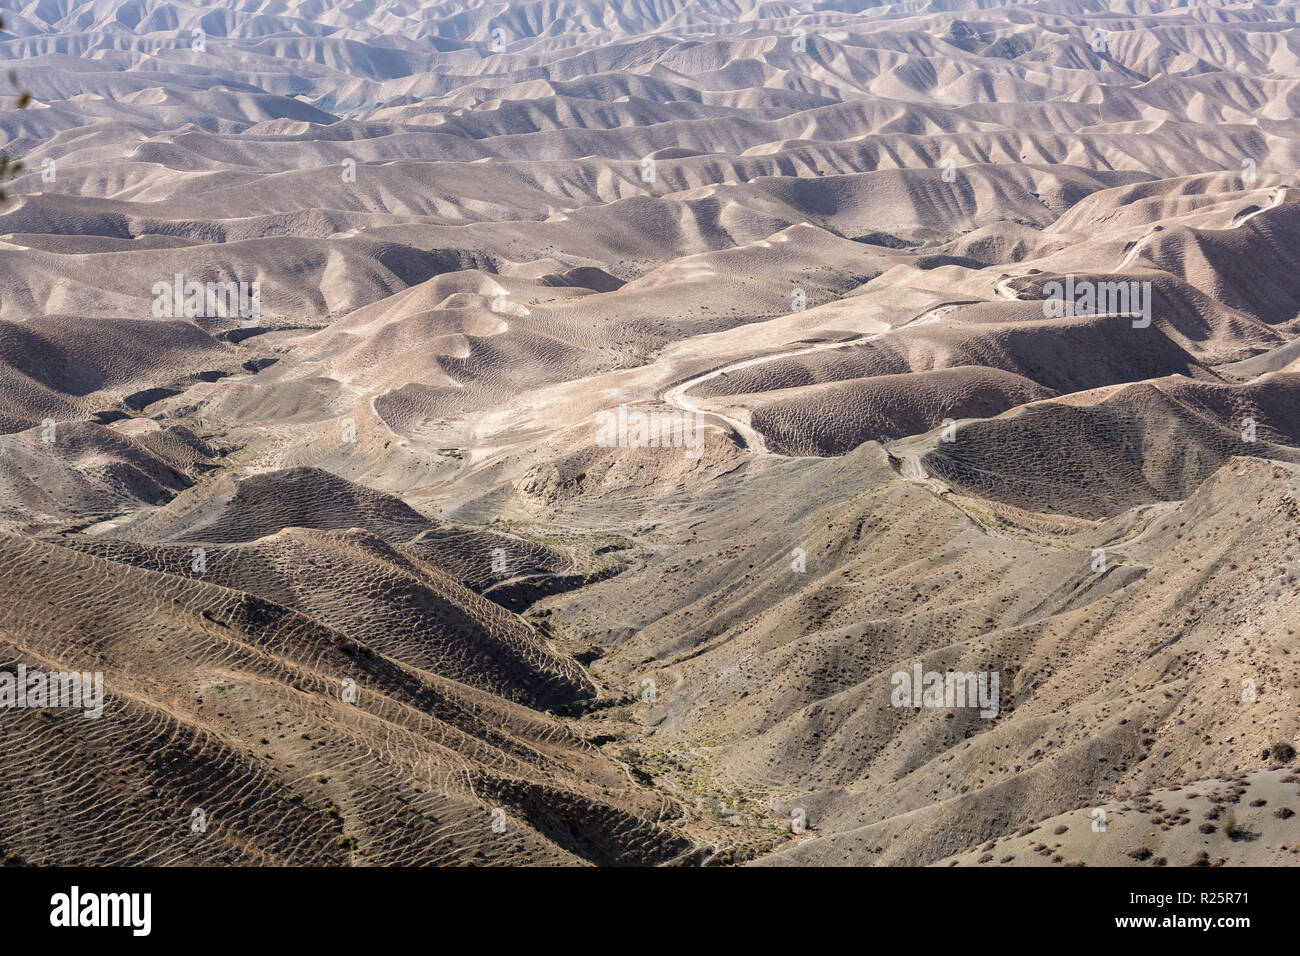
[0,0,1297,866]
[934,770,1300,867]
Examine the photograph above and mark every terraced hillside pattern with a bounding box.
[0,0,1297,868]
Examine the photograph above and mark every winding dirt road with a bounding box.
[661,302,964,455]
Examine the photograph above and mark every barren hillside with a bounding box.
[0,0,1296,868]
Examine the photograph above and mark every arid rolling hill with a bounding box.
[0,0,1297,867]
